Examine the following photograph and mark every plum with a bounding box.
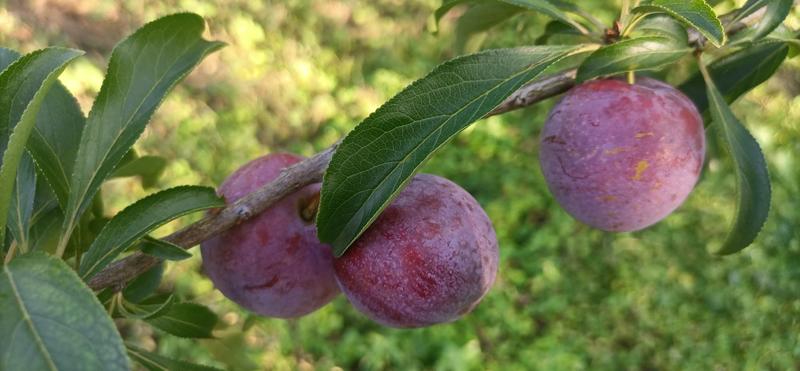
[334,174,498,328]
[201,153,339,318]
[539,77,705,232]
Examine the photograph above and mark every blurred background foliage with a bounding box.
[1,0,799,369]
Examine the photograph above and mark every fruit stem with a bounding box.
[627,71,636,85]
[300,192,321,223]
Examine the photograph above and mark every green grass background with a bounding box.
[1,0,799,369]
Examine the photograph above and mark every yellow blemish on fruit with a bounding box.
[635,132,654,139]
[604,147,628,156]
[599,195,617,202]
[631,160,649,181]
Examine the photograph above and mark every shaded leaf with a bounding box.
[634,0,725,47]
[0,48,88,210]
[576,36,691,82]
[111,155,168,188]
[123,261,165,303]
[455,2,524,52]
[146,303,218,338]
[436,0,586,34]
[317,45,583,255]
[735,0,793,41]
[0,47,83,245]
[79,185,223,280]
[59,13,225,253]
[119,294,175,319]
[127,345,221,371]
[7,154,36,251]
[139,236,192,261]
[679,41,789,113]
[0,253,129,370]
[700,66,771,254]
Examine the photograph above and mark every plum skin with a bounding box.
[201,153,339,318]
[539,77,705,232]
[334,174,499,328]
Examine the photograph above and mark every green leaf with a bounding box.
[0,47,88,209]
[317,45,582,256]
[499,0,588,34]
[576,36,691,82]
[0,47,83,246]
[28,82,87,208]
[127,344,221,371]
[7,154,36,251]
[733,0,769,22]
[139,236,192,261]
[679,41,789,114]
[737,0,793,41]
[455,2,524,52]
[700,66,771,255]
[122,261,164,303]
[630,14,689,44]
[111,155,168,188]
[536,20,585,44]
[79,185,223,280]
[436,0,586,34]
[0,48,19,72]
[634,0,725,47]
[119,294,175,319]
[146,302,218,338]
[59,13,225,253]
[0,253,130,370]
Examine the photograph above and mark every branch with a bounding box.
[87,69,578,291]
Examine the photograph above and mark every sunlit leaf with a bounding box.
[79,186,223,280]
[634,0,725,47]
[59,13,225,254]
[317,45,583,256]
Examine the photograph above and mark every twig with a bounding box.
[87,69,578,291]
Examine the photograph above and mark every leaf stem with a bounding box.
[4,241,18,264]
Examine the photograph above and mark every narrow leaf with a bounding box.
[127,345,221,371]
[738,0,793,41]
[634,0,725,47]
[0,47,88,208]
[60,13,225,252]
[434,0,589,35]
[317,45,583,255]
[7,154,36,251]
[700,66,771,255]
[679,41,789,113]
[0,47,83,245]
[146,303,218,338]
[119,294,175,319]
[111,155,168,188]
[499,0,588,34]
[0,253,129,370]
[122,261,165,303]
[455,2,524,51]
[576,36,691,82]
[79,185,223,280]
[139,236,192,261]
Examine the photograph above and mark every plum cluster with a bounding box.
[201,155,498,328]
[201,77,704,328]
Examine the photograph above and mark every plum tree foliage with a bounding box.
[0,1,795,369]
